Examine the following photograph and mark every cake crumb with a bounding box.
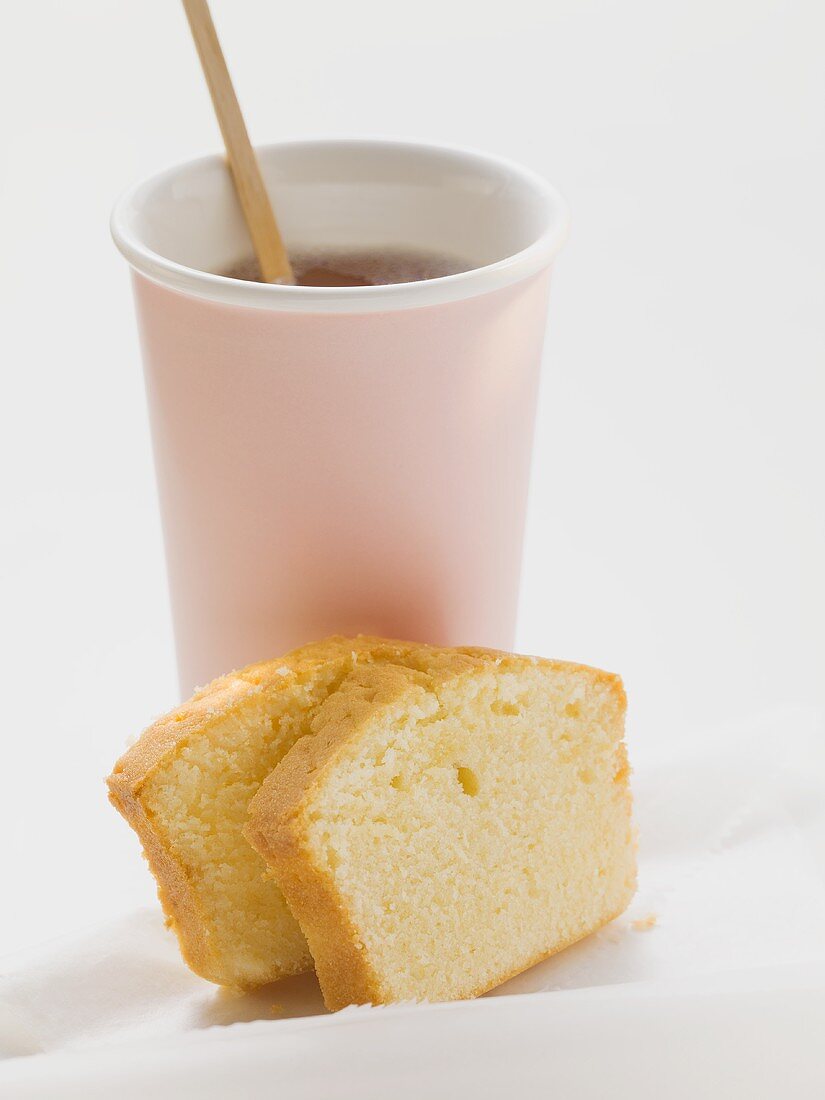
[631,913,658,932]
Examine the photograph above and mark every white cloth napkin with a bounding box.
[2,710,825,1098]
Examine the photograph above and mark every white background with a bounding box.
[0,0,822,955]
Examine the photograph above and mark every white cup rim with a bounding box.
[111,138,569,313]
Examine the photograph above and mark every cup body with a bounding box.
[112,140,568,693]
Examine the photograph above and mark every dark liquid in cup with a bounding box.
[222,247,471,287]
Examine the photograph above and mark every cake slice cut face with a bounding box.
[106,636,421,989]
[246,649,636,1009]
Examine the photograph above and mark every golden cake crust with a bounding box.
[245,648,629,1009]
[106,634,428,986]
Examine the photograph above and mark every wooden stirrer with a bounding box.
[181,0,294,284]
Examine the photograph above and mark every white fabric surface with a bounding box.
[2,710,824,1098]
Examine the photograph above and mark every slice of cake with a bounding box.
[106,635,423,988]
[246,648,636,1009]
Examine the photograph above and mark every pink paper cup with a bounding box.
[112,139,568,694]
